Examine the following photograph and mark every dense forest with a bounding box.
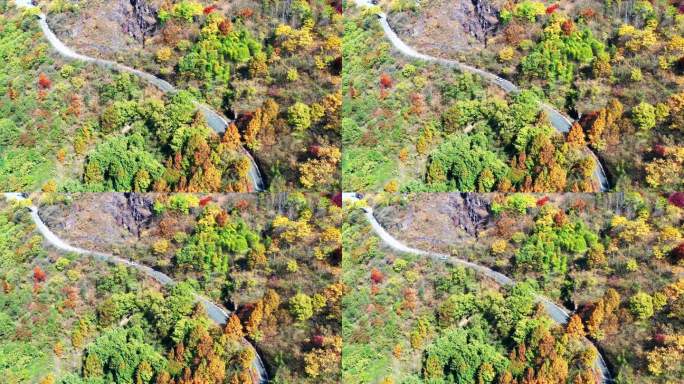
[343,192,684,383]
[0,0,341,191]
[344,0,684,191]
[343,4,601,193]
[0,192,341,383]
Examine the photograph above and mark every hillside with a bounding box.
[0,0,341,192]
[343,192,684,383]
[0,192,341,383]
[343,0,684,192]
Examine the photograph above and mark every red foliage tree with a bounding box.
[330,247,342,266]
[311,335,325,347]
[215,210,229,227]
[561,19,575,35]
[581,7,597,19]
[234,199,250,211]
[239,7,254,18]
[668,192,684,208]
[536,196,550,207]
[379,73,392,88]
[328,0,342,13]
[203,4,217,15]
[38,73,51,89]
[675,56,684,75]
[218,19,233,35]
[370,268,384,284]
[654,333,667,345]
[331,193,342,207]
[308,145,322,157]
[546,3,559,14]
[199,196,213,207]
[671,242,684,262]
[68,94,82,117]
[653,144,667,157]
[33,266,47,283]
[63,286,79,309]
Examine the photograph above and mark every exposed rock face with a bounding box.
[389,0,500,54]
[122,193,154,237]
[454,193,489,237]
[123,0,158,43]
[467,0,499,43]
[375,193,491,252]
[41,193,154,250]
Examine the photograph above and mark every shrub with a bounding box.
[156,47,173,62]
[632,102,656,130]
[384,180,399,193]
[152,239,169,255]
[629,292,654,320]
[370,268,384,284]
[514,1,546,22]
[288,102,312,131]
[498,46,515,62]
[289,293,314,321]
[286,259,299,273]
[379,73,392,88]
[491,239,507,254]
[626,258,639,272]
[38,73,51,89]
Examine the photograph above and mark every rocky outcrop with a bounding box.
[123,0,158,43]
[387,0,500,53]
[452,193,489,237]
[375,193,491,248]
[122,193,154,237]
[40,193,154,246]
[462,0,499,44]
[472,0,498,40]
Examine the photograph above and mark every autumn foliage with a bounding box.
[668,192,684,208]
[536,196,550,207]
[379,73,392,88]
[671,242,684,262]
[370,268,384,284]
[331,193,342,207]
[561,19,575,35]
[239,7,254,18]
[33,266,47,283]
[219,19,233,35]
[38,73,51,89]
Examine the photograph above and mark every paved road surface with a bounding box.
[3,192,268,383]
[352,0,609,192]
[342,193,612,382]
[13,0,265,192]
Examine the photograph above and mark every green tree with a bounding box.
[289,293,314,321]
[632,102,657,130]
[288,102,312,131]
[629,292,654,320]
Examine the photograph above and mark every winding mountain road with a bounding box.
[342,193,612,383]
[3,193,268,384]
[352,0,609,192]
[13,0,265,192]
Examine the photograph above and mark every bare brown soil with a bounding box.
[387,0,502,57]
